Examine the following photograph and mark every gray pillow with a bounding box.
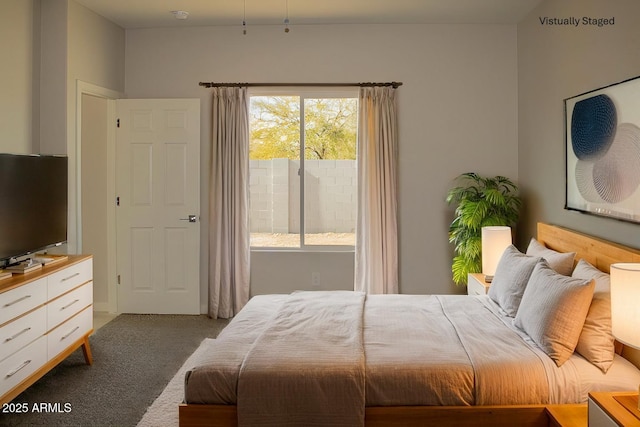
[572,259,615,373]
[487,245,540,317]
[526,238,576,276]
[515,260,595,367]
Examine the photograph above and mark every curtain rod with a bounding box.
[198,81,402,89]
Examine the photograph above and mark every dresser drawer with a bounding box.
[47,306,92,361]
[0,278,47,325]
[0,306,47,362]
[0,335,47,397]
[47,259,92,299]
[47,282,93,330]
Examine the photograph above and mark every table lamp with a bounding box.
[610,263,640,412]
[481,226,512,283]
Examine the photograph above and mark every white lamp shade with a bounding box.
[610,263,640,349]
[481,226,512,276]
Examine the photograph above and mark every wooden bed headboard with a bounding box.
[536,222,640,369]
[537,222,640,273]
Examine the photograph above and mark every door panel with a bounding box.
[116,99,200,314]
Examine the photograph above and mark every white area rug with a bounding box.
[137,338,216,427]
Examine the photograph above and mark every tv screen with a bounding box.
[0,154,68,265]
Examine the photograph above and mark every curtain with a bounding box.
[354,87,399,294]
[209,87,251,318]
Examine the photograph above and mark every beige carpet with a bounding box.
[137,338,217,427]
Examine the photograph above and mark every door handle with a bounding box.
[180,215,198,223]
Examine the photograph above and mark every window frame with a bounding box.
[248,86,358,252]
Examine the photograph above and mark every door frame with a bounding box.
[74,80,122,314]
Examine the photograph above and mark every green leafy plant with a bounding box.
[446,173,522,285]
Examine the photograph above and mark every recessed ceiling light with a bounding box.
[171,10,189,20]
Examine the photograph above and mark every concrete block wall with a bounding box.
[249,159,356,234]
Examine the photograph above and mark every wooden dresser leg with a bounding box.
[82,335,93,365]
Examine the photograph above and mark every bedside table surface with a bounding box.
[589,392,640,427]
[546,404,587,427]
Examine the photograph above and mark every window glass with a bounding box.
[249,91,357,249]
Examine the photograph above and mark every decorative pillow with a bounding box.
[526,238,576,276]
[487,245,540,317]
[572,259,615,373]
[514,260,595,367]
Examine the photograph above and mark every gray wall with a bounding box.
[0,4,519,304]
[18,1,638,308]
[39,0,68,155]
[518,0,640,248]
[38,0,125,156]
[0,0,124,312]
[64,0,125,261]
[124,23,519,298]
[1,0,38,154]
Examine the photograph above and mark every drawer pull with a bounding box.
[60,272,80,282]
[5,327,31,342]
[61,326,80,340]
[3,295,31,307]
[61,299,80,310]
[5,360,31,378]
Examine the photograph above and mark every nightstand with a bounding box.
[547,404,587,427]
[588,392,640,427]
[467,273,490,295]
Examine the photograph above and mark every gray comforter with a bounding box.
[238,291,365,426]
[364,294,551,406]
[184,292,580,426]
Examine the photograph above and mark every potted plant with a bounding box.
[446,173,522,285]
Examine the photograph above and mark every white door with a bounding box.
[116,99,200,314]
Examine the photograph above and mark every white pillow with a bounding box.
[526,238,576,276]
[515,261,595,366]
[572,259,615,373]
[487,245,540,317]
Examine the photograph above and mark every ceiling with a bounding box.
[73,0,544,29]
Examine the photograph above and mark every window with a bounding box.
[249,89,358,249]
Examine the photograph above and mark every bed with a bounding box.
[179,223,640,426]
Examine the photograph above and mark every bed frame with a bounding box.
[179,223,640,427]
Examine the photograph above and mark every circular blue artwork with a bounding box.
[571,94,617,160]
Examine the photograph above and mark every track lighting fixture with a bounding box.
[242,0,247,34]
[240,0,291,35]
[284,0,290,33]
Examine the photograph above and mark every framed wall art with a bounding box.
[565,75,640,223]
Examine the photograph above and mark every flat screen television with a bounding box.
[0,154,68,267]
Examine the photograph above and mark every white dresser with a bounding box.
[0,255,93,405]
